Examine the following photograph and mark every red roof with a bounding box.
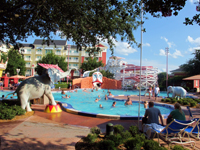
[96,44,105,47]
[38,63,64,73]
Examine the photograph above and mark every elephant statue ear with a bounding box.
[47,68,62,84]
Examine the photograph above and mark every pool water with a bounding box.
[0,89,173,116]
[53,89,173,116]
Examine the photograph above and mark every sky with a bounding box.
[22,0,200,74]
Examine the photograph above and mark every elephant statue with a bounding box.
[5,68,75,112]
[167,86,187,99]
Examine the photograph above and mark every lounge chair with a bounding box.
[184,118,200,141]
[186,106,194,119]
[151,119,196,148]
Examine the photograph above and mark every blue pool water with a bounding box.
[0,89,173,116]
[53,89,173,116]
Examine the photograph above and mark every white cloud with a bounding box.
[159,49,166,56]
[143,43,150,47]
[161,36,175,48]
[169,49,184,58]
[159,48,183,58]
[189,0,194,4]
[187,36,200,45]
[188,47,194,52]
[101,38,137,56]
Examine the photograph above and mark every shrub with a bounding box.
[121,130,132,142]
[98,140,116,150]
[0,108,16,120]
[11,105,26,115]
[161,98,166,102]
[106,134,123,147]
[83,133,97,144]
[182,100,189,105]
[190,101,197,107]
[143,140,167,150]
[171,145,188,150]
[171,98,177,104]
[165,98,171,102]
[54,82,69,89]
[177,100,183,105]
[194,99,200,103]
[129,125,139,137]
[124,134,145,150]
[113,124,124,134]
[90,126,101,135]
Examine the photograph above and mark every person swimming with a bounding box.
[99,104,103,108]
[112,101,116,107]
[105,94,108,100]
[61,90,65,94]
[62,95,70,98]
[124,97,132,105]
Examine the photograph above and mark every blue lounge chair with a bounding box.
[151,119,196,148]
[184,118,200,141]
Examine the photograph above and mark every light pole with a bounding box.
[138,0,143,127]
[16,68,20,75]
[165,47,169,90]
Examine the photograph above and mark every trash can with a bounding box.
[106,123,113,136]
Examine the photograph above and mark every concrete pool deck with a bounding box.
[0,94,200,150]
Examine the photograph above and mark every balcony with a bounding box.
[35,58,41,61]
[26,64,31,67]
[66,59,79,62]
[66,52,79,56]
[36,52,42,55]
[55,52,61,55]
[24,58,32,61]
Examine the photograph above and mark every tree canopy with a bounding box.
[1,0,187,54]
[180,50,200,76]
[80,57,104,72]
[35,53,68,75]
[5,49,26,76]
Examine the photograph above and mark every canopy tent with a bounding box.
[38,63,64,73]
[9,75,26,79]
[38,63,70,78]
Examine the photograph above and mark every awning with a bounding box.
[38,63,64,73]
[183,75,200,80]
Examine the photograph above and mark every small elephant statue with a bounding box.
[167,86,187,99]
[6,68,75,112]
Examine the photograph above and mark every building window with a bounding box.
[26,62,31,67]
[196,80,198,86]
[45,50,52,54]
[36,49,42,54]
[36,56,41,61]
[27,49,32,54]
[25,56,31,61]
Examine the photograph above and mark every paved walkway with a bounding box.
[0,95,200,150]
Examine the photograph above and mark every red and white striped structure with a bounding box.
[105,56,158,90]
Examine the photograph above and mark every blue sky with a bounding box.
[22,0,200,74]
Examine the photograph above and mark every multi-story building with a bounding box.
[20,39,107,76]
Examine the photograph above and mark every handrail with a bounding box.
[74,85,79,89]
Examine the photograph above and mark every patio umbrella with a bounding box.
[9,75,26,79]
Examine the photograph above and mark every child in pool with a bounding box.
[112,101,116,107]
[144,101,148,109]
[99,104,103,108]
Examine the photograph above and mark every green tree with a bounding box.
[1,0,187,53]
[0,53,8,63]
[5,49,26,75]
[180,50,200,76]
[35,53,68,75]
[89,70,114,79]
[158,72,167,89]
[80,57,104,73]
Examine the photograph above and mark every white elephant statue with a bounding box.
[5,68,75,112]
[167,86,187,99]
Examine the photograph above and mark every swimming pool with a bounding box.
[53,89,173,119]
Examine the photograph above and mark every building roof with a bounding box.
[183,75,200,80]
[170,68,185,73]
[20,43,34,48]
[34,39,67,46]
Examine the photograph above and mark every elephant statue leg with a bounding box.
[26,101,32,112]
[45,93,56,105]
[20,95,28,111]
